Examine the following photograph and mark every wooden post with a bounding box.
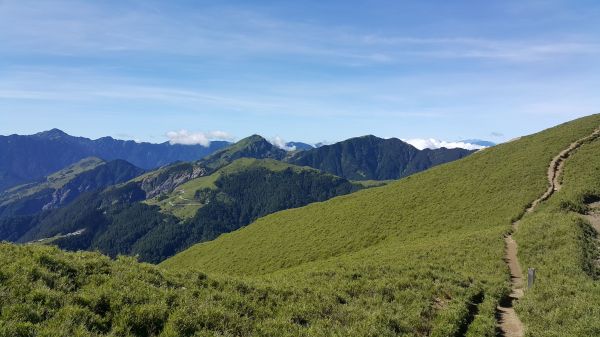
[527,267,536,288]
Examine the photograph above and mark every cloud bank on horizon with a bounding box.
[166,128,490,151]
[166,130,232,146]
[403,138,489,151]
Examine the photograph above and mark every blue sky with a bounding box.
[1,0,600,145]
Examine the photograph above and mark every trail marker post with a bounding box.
[527,268,536,288]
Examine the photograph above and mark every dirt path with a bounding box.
[584,201,600,233]
[496,127,600,337]
[584,201,600,268]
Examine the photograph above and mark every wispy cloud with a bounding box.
[2,1,600,143]
[1,1,597,64]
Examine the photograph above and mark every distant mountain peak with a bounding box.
[34,128,69,139]
[241,134,269,144]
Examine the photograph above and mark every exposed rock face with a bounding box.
[141,165,207,199]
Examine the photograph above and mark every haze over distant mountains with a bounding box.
[0,129,230,191]
[0,129,492,191]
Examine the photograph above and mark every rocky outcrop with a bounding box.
[141,164,207,199]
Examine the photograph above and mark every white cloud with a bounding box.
[403,138,487,151]
[269,136,295,151]
[166,130,232,146]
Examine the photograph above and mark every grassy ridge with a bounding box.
[515,136,600,337]
[162,114,600,335]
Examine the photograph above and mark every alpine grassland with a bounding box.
[162,114,600,336]
[1,114,600,336]
[514,133,600,337]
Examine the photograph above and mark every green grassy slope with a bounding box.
[2,243,374,337]
[162,114,600,336]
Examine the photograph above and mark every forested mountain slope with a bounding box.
[0,159,360,263]
[286,135,473,180]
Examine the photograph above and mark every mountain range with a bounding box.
[0,129,230,191]
[287,135,474,180]
[0,131,475,263]
[0,157,144,219]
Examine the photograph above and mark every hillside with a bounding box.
[144,158,332,219]
[286,135,474,180]
[0,158,144,218]
[513,133,600,336]
[1,158,360,263]
[0,243,348,337]
[1,115,599,336]
[125,135,294,202]
[162,115,600,336]
[135,158,360,262]
[0,129,229,191]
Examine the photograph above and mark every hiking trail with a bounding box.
[496,127,600,337]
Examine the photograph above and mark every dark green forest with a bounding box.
[286,135,473,180]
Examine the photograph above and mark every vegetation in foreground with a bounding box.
[2,243,407,337]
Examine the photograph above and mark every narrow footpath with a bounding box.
[496,127,600,337]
